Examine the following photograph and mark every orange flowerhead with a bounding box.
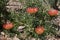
[35,26,44,35]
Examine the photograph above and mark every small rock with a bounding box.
[31,38,36,40]
[13,34,20,40]
[17,26,25,32]
[1,32,5,36]
[7,38,12,40]
[0,35,7,40]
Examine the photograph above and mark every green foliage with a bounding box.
[0,0,8,30]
